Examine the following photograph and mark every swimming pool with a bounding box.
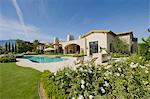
[23,56,67,63]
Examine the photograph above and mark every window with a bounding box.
[89,41,98,55]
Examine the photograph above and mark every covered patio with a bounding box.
[64,44,80,54]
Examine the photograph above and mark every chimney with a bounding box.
[53,37,59,44]
[67,34,74,41]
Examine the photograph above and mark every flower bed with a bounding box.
[41,55,150,99]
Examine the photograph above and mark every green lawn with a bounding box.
[0,63,41,99]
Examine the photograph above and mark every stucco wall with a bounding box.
[84,33,108,56]
[107,33,115,52]
[60,38,86,54]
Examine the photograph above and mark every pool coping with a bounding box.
[16,56,77,72]
[23,55,68,63]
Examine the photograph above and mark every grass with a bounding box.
[0,63,41,99]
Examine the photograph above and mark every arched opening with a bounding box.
[64,44,80,54]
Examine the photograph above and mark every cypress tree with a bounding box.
[15,43,17,52]
[5,42,7,51]
[12,43,14,52]
[8,42,11,52]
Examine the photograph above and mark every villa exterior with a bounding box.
[56,30,137,56]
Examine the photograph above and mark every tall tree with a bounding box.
[33,40,39,52]
[14,43,17,52]
[12,43,14,52]
[8,42,11,52]
[5,42,7,51]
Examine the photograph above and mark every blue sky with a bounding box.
[0,0,149,42]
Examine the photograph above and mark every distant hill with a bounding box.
[0,40,16,47]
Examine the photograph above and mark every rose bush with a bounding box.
[41,56,150,99]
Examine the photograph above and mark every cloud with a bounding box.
[0,17,52,42]
[11,0,27,33]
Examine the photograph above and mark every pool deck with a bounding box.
[16,57,77,72]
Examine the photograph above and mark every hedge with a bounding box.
[0,56,16,63]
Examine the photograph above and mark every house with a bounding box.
[37,43,45,51]
[58,30,137,56]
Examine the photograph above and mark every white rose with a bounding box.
[118,67,122,72]
[72,97,75,99]
[78,95,84,99]
[100,87,105,93]
[89,95,93,99]
[81,84,85,89]
[103,81,109,87]
[81,80,85,85]
[79,68,83,72]
[145,70,149,73]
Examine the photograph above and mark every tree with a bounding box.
[5,42,7,51]
[33,40,39,52]
[138,30,150,60]
[14,43,17,52]
[8,42,11,52]
[11,43,14,52]
[16,39,33,53]
[111,37,129,53]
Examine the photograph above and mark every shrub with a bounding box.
[41,57,150,99]
[73,54,85,57]
[40,70,67,99]
[0,56,16,63]
[110,52,129,58]
[138,36,150,60]
[127,54,146,65]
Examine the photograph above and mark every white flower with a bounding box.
[78,95,84,99]
[65,73,68,75]
[104,71,111,76]
[139,65,145,69]
[145,70,149,73]
[72,97,75,99]
[115,73,120,76]
[79,68,83,72]
[103,81,109,87]
[89,95,93,99]
[130,62,138,68]
[121,74,124,77]
[104,65,112,69]
[86,83,89,86]
[81,84,85,89]
[88,69,92,73]
[54,72,56,75]
[89,64,92,68]
[118,67,122,72]
[100,87,105,93]
[81,80,85,85]
[83,69,88,72]
[115,59,120,62]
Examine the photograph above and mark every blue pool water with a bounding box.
[24,56,67,63]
